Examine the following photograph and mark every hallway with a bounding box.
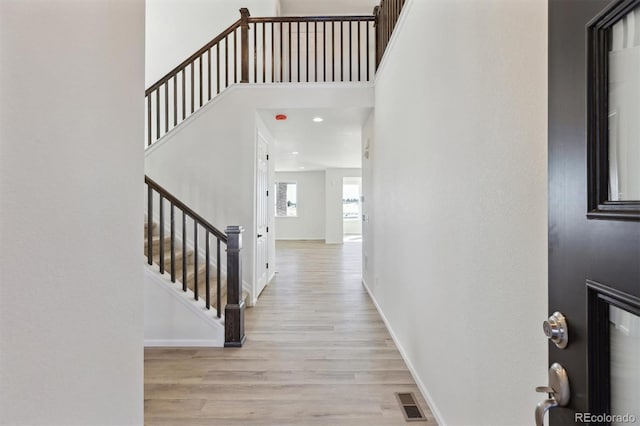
[144,240,435,425]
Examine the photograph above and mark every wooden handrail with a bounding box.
[248,15,375,23]
[145,175,227,242]
[145,19,242,96]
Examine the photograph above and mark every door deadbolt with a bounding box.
[543,312,568,349]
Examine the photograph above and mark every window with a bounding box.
[275,182,297,217]
[343,183,360,219]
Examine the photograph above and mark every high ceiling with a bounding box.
[279,0,379,16]
[258,107,372,172]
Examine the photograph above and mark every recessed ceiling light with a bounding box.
[299,166,305,169]
[312,117,323,122]
[292,151,299,155]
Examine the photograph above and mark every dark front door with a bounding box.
[548,0,640,425]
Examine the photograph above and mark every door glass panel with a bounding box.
[609,305,640,423]
[608,5,640,201]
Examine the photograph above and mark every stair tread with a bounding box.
[144,221,250,311]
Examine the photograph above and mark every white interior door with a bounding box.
[255,132,269,297]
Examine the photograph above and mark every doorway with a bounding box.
[342,177,362,242]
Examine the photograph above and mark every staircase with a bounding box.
[144,221,249,308]
[143,1,405,348]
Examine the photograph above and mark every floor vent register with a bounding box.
[395,392,427,422]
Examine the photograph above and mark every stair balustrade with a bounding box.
[145,175,245,347]
[373,0,406,68]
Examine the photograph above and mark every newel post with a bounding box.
[372,6,381,69]
[224,226,246,347]
[240,8,250,83]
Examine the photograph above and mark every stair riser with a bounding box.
[144,222,158,237]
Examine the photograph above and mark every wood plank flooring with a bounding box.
[145,240,436,425]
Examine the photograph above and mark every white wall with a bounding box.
[362,112,375,286]
[325,168,361,243]
[275,171,326,240]
[0,1,144,424]
[144,267,224,346]
[364,1,548,425]
[146,0,280,86]
[145,83,373,303]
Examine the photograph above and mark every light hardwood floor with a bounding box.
[145,240,436,425]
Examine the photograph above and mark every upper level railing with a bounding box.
[374,0,406,68]
[145,2,406,147]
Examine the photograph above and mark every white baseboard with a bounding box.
[275,237,325,241]
[144,339,221,347]
[361,279,447,426]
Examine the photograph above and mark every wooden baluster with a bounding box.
[366,21,370,80]
[271,22,275,82]
[199,55,203,107]
[306,21,309,82]
[357,21,361,82]
[217,43,221,94]
[170,203,175,283]
[159,195,164,274]
[217,238,221,317]
[193,221,198,300]
[205,230,210,309]
[207,49,212,101]
[190,63,194,113]
[173,75,177,126]
[182,211,187,291]
[314,21,318,82]
[280,22,284,82]
[262,22,266,83]
[340,20,344,81]
[155,88,160,140]
[164,83,168,133]
[225,35,229,88]
[224,226,245,347]
[297,22,300,82]
[288,22,292,82]
[146,95,151,146]
[332,21,335,81]
[240,8,250,83]
[323,21,326,82]
[234,28,238,83]
[350,21,354,81]
[181,70,186,120]
[147,187,153,264]
[253,23,257,83]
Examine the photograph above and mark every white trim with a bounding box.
[144,339,222,347]
[362,278,447,426]
[145,265,224,321]
[275,237,325,241]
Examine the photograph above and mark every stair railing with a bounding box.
[373,0,406,68]
[145,175,245,347]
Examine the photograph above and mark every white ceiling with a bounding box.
[258,107,372,172]
[279,0,379,16]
